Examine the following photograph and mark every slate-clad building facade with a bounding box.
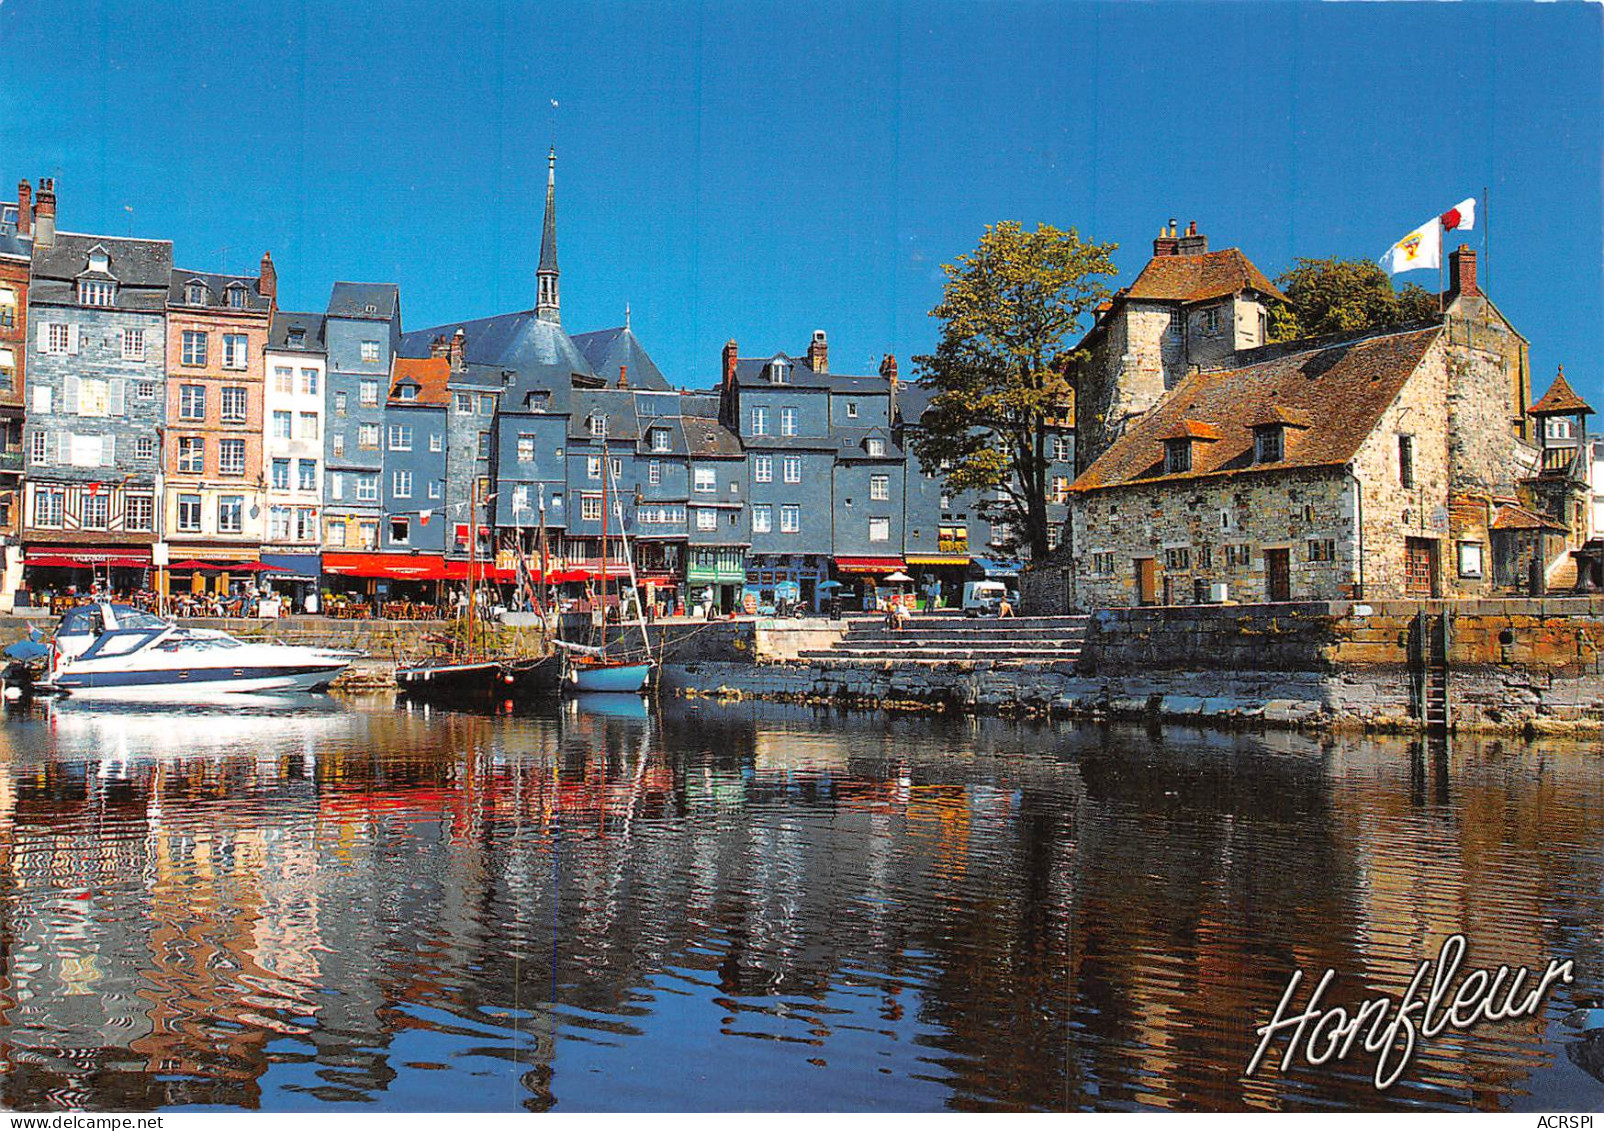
[0,180,36,598]
[381,356,449,556]
[323,281,400,556]
[23,223,172,587]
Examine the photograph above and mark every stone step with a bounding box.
[845,627,1088,642]
[791,655,1058,669]
[797,648,1081,662]
[827,640,1083,655]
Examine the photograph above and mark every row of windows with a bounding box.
[176,383,251,422]
[750,455,804,483]
[269,458,320,492]
[271,366,322,396]
[268,506,320,542]
[29,431,155,466]
[174,436,250,476]
[325,471,444,503]
[30,489,155,531]
[1087,540,1339,577]
[179,331,252,370]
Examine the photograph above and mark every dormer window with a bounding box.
[396,383,419,401]
[186,281,208,305]
[1255,427,1284,463]
[1200,308,1220,336]
[770,359,788,384]
[526,390,551,412]
[88,250,110,273]
[650,427,671,452]
[866,438,885,457]
[590,414,608,438]
[287,328,306,347]
[225,283,248,309]
[1159,419,1220,476]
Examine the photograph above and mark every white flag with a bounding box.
[1380,216,1442,275]
[1440,197,1475,232]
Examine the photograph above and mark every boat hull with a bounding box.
[565,661,652,694]
[396,660,516,703]
[45,661,350,700]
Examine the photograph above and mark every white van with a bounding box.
[962,580,1008,617]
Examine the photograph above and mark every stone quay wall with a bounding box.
[663,601,1604,735]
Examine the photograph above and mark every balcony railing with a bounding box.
[0,449,22,472]
[1540,448,1578,476]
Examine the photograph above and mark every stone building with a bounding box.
[1072,221,1285,475]
[1056,247,1549,608]
[23,214,172,595]
[162,257,277,576]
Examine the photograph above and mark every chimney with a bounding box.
[879,353,898,386]
[722,339,738,388]
[1449,246,1478,298]
[1153,218,1180,258]
[429,335,449,358]
[16,181,30,238]
[807,329,828,373]
[448,327,466,370]
[33,178,56,249]
[259,251,277,304]
[1176,220,1208,255]
[618,364,629,389]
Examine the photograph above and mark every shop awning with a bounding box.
[834,556,907,573]
[439,559,517,583]
[324,552,450,580]
[972,556,1025,576]
[261,553,323,582]
[27,547,152,567]
[905,554,971,566]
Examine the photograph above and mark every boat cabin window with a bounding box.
[59,607,107,637]
[80,630,162,659]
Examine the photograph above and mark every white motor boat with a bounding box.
[38,603,356,700]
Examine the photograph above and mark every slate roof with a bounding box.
[1529,370,1594,417]
[29,233,174,311]
[170,269,272,311]
[1072,325,1442,491]
[327,281,399,320]
[732,355,832,389]
[390,356,451,407]
[571,325,671,390]
[268,311,327,353]
[400,310,595,416]
[832,426,903,460]
[1124,248,1288,305]
[568,389,641,441]
[0,200,30,260]
[679,411,745,458]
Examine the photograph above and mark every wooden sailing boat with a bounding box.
[560,434,654,694]
[395,477,515,702]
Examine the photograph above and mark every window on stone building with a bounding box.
[1165,546,1191,571]
[220,438,246,476]
[136,436,156,461]
[479,394,495,415]
[651,427,671,452]
[361,340,380,363]
[123,330,146,361]
[359,380,379,406]
[359,521,379,549]
[783,456,801,483]
[753,455,772,482]
[326,520,346,547]
[1307,538,1336,563]
[29,431,47,465]
[1165,439,1192,474]
[477,432,490,458]
[781,407,798,436]
[1051,476,1070,503]
[752,504,773,533]
[871,474,890,501]
[1091,551,1114,575]
[1457,541,1484,578]
[455,392,473,414]
[1196,544,1213,569]
[1225,543,1252,568]
[781,504,800,533]
[1398,435,1414,488]
[1200,308,1220,336]
[45,323,71,355]
[125,495,153,532]
[185,282,208,305]
[1255,427,1283,464]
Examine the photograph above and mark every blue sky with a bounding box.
[1,0,1599,401]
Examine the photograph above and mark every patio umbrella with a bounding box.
[817,580,842,590]
[884,571,914,584]
[169,560,220,570]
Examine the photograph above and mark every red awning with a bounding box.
[439,559,517,583]
[835,556,907,573]
[27,548,153,567]
[324,552,450,580]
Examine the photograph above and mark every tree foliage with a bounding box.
[1270,257,1440,341]
[911,221,1117,560]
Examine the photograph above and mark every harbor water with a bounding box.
[0,694,1599,1112]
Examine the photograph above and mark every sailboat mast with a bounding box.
[598,437,608,652]
[466,476,478,659]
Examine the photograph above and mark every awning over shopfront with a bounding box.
[905,554,971,567]
[27,547,152,568]
[834,556,907,573]
[260,553,323,582]
[325,552,450,580]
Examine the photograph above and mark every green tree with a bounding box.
[912,221,1117,560]
[1270,257,1440,341]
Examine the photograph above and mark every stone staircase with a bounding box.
[797,611,1089,669]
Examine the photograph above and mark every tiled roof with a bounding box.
[1125,248,1288,304]
[1158,419,1223,442]
[1247,405,1313,429]
[1529,370,1594,417]
[1490,504,1567,532]
[1072,325,1441,491]
[390,356,451,406]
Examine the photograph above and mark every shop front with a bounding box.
[832,556,908,612]
[687,547,746,615]
[745,553,831,613]
[23,545,154,610]
[904,552,971,611]
[260,552,324,613]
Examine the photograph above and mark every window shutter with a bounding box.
[108,379,126,416]
[32,385,51,415]
[36,321,49,351]
[63,375,79,415]
[54,430,68,463]
[43,431,56,463]
[67,324,80,354]
[102,434,115,466]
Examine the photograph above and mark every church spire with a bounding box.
[536,146,560,324]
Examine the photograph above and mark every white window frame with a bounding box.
[780,504,800,533]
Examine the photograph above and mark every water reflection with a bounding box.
[0,696,1598,1111]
